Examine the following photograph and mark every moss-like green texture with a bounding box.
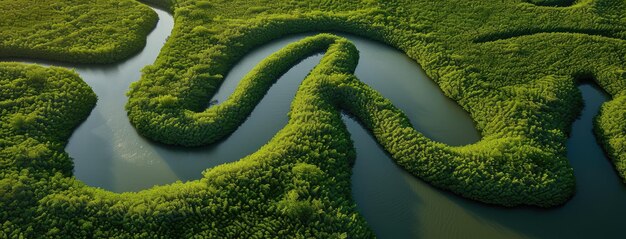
[0,0,157,63]
[127,0,626,206]
[526,0,578,7]
[2,0,626,238]
[3,34,374,238]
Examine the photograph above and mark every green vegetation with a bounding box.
[526,0,577,7]
[2,35,373,238]
[127,0,626,205]
[0,0,157,63]
[2,0,626,237]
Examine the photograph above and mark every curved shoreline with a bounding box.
[1,0,624,238]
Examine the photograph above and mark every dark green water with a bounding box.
[23,6,626,239]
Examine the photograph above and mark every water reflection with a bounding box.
[8,4,621,238]
[350,81,626,239]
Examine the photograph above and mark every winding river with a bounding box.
[16,6,626,239]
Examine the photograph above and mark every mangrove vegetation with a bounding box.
[1,0,626,238]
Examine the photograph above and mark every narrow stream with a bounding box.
[349,83,626,239]
[9,5,626,238]
[63,8,479,193]
[65,6,315,192]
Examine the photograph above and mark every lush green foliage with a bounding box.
[2,35,373,238]
[527,0,578,7]
[0,0,157,63]
[2,0,626,238]
[127,0,626,206]
[0,63,96,237]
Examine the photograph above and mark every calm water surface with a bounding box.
[349,83,624,239]
[22,6,626,239]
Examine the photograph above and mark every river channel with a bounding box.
[20,6,625,239]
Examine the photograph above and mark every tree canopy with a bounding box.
[2,0,626,238]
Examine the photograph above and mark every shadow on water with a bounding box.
[0,6,173,191]
[368,80,626,239]
[345,115,424,238]
[12,3,626,238]
[56,12,481,193]
[344,35,482,238]
[165,31,483,238]
[454,81,626,239]
[151,45,324,184]
[64,7,176,192]
[67,110,116,190]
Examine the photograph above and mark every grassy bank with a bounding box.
[2,0,626,237]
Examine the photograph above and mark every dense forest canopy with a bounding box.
[1,0,626,238]
[0,0,157,63]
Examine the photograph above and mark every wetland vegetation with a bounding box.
[1,0,626,238]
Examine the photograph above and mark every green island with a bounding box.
[0,0,158,63]
[1,0,626,237]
